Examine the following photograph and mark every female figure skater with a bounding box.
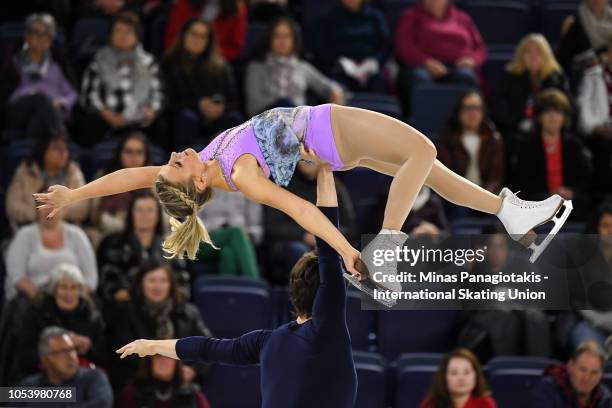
[34,103,572,304]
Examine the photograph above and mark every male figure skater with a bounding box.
[116,163,357,407]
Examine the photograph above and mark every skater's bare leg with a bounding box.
[331,105,501,231]
[359,158,503,215]
[331,105,436,231]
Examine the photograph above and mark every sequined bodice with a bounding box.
[199,106,311,190]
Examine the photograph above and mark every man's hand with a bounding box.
[100,108,128,128]
[116,339,156,359]
[456,56,476,69]
[70,333,93,355]
[15,278,38,299]
[424,58,448,78]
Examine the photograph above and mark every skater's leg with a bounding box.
[331,106,437,231]
[359,158,502,215]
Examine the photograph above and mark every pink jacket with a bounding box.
[395,4,487,67]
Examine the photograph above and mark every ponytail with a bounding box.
[155,176,217,260]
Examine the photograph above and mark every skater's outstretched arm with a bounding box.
[116,330,271,365]
[311,164,348,334]
[33,166,162,217]
[234,159,361,276]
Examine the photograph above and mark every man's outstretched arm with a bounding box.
[116,330,270,365]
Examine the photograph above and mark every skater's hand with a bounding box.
[116,339,155,359]
[33,185,75,219]
[341,246,362,279]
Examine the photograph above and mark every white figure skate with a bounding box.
[343,230,408,308]
[496,187,573,263]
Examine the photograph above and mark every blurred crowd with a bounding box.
[1,0,612,407]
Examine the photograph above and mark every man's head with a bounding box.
[567,341,607,398]
[39,327,79,384]
[289,251,320,319]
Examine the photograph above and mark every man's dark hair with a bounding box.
[289,251,320,318]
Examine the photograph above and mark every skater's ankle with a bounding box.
[380,228,403,234]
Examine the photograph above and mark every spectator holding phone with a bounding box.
[162,17,242,148]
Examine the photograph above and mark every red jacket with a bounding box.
[164,0,247,61]
[420,395,497,408]
[395,4,487,67]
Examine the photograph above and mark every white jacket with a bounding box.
[577,64,610,134]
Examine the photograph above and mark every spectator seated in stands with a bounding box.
[4,201,97,303]
[438,89,505,195]
[420,348,497,408]
[313,0,390,93]
[510,89,593,221]
[78,11,164,147]
[12,264,106,384]
[263,161,356,284]
[471,223,533,276]
[401,186,449,235]
[493,34,569,142]
[197,188,262,277]
[161,17,242,148]
[568,200,612,350]
[245,16,344,117]
[107,260,211,393]
[97,189,190,303]
[529,341,612,407]
[395,0,486,108]
[6,134,88,229]
[558,0,612,81]
[88,132,153,244]
[1,13,76,142]
[118,354,211,408]
[19,326,113,407]
[163,0,247,62]
[577,38,612,200]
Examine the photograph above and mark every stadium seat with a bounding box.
[396,364,437,408]
[541,1,578,47]
[488,368,543,408]
[376,0,419,37]
[5,139,34,185]
[378,310,463,360]
[485,356,561,373]
[202,364,262,408]
[346,288,378,351]
[449,216,499,234]
[411,84,473,139]
[482,51,513,92]
[347,92,403,120]
[354,351,387,408]
[271,286,292,327]
[395,352,444,368]
[193,276,273,338]
[241,21,268,59]
[71,18,110,67]
[337,167,391,234]
[148,14,167,58]
[91,139,120,175]
[461,0,531,51]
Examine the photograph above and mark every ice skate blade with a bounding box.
[528,200,573,263]
[343,274,397,308]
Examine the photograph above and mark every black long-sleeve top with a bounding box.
[175,206,357,408]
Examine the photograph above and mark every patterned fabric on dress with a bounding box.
[251,106,310,187]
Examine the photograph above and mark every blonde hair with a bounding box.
[154,175,217,260]
[507,33,562,80]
